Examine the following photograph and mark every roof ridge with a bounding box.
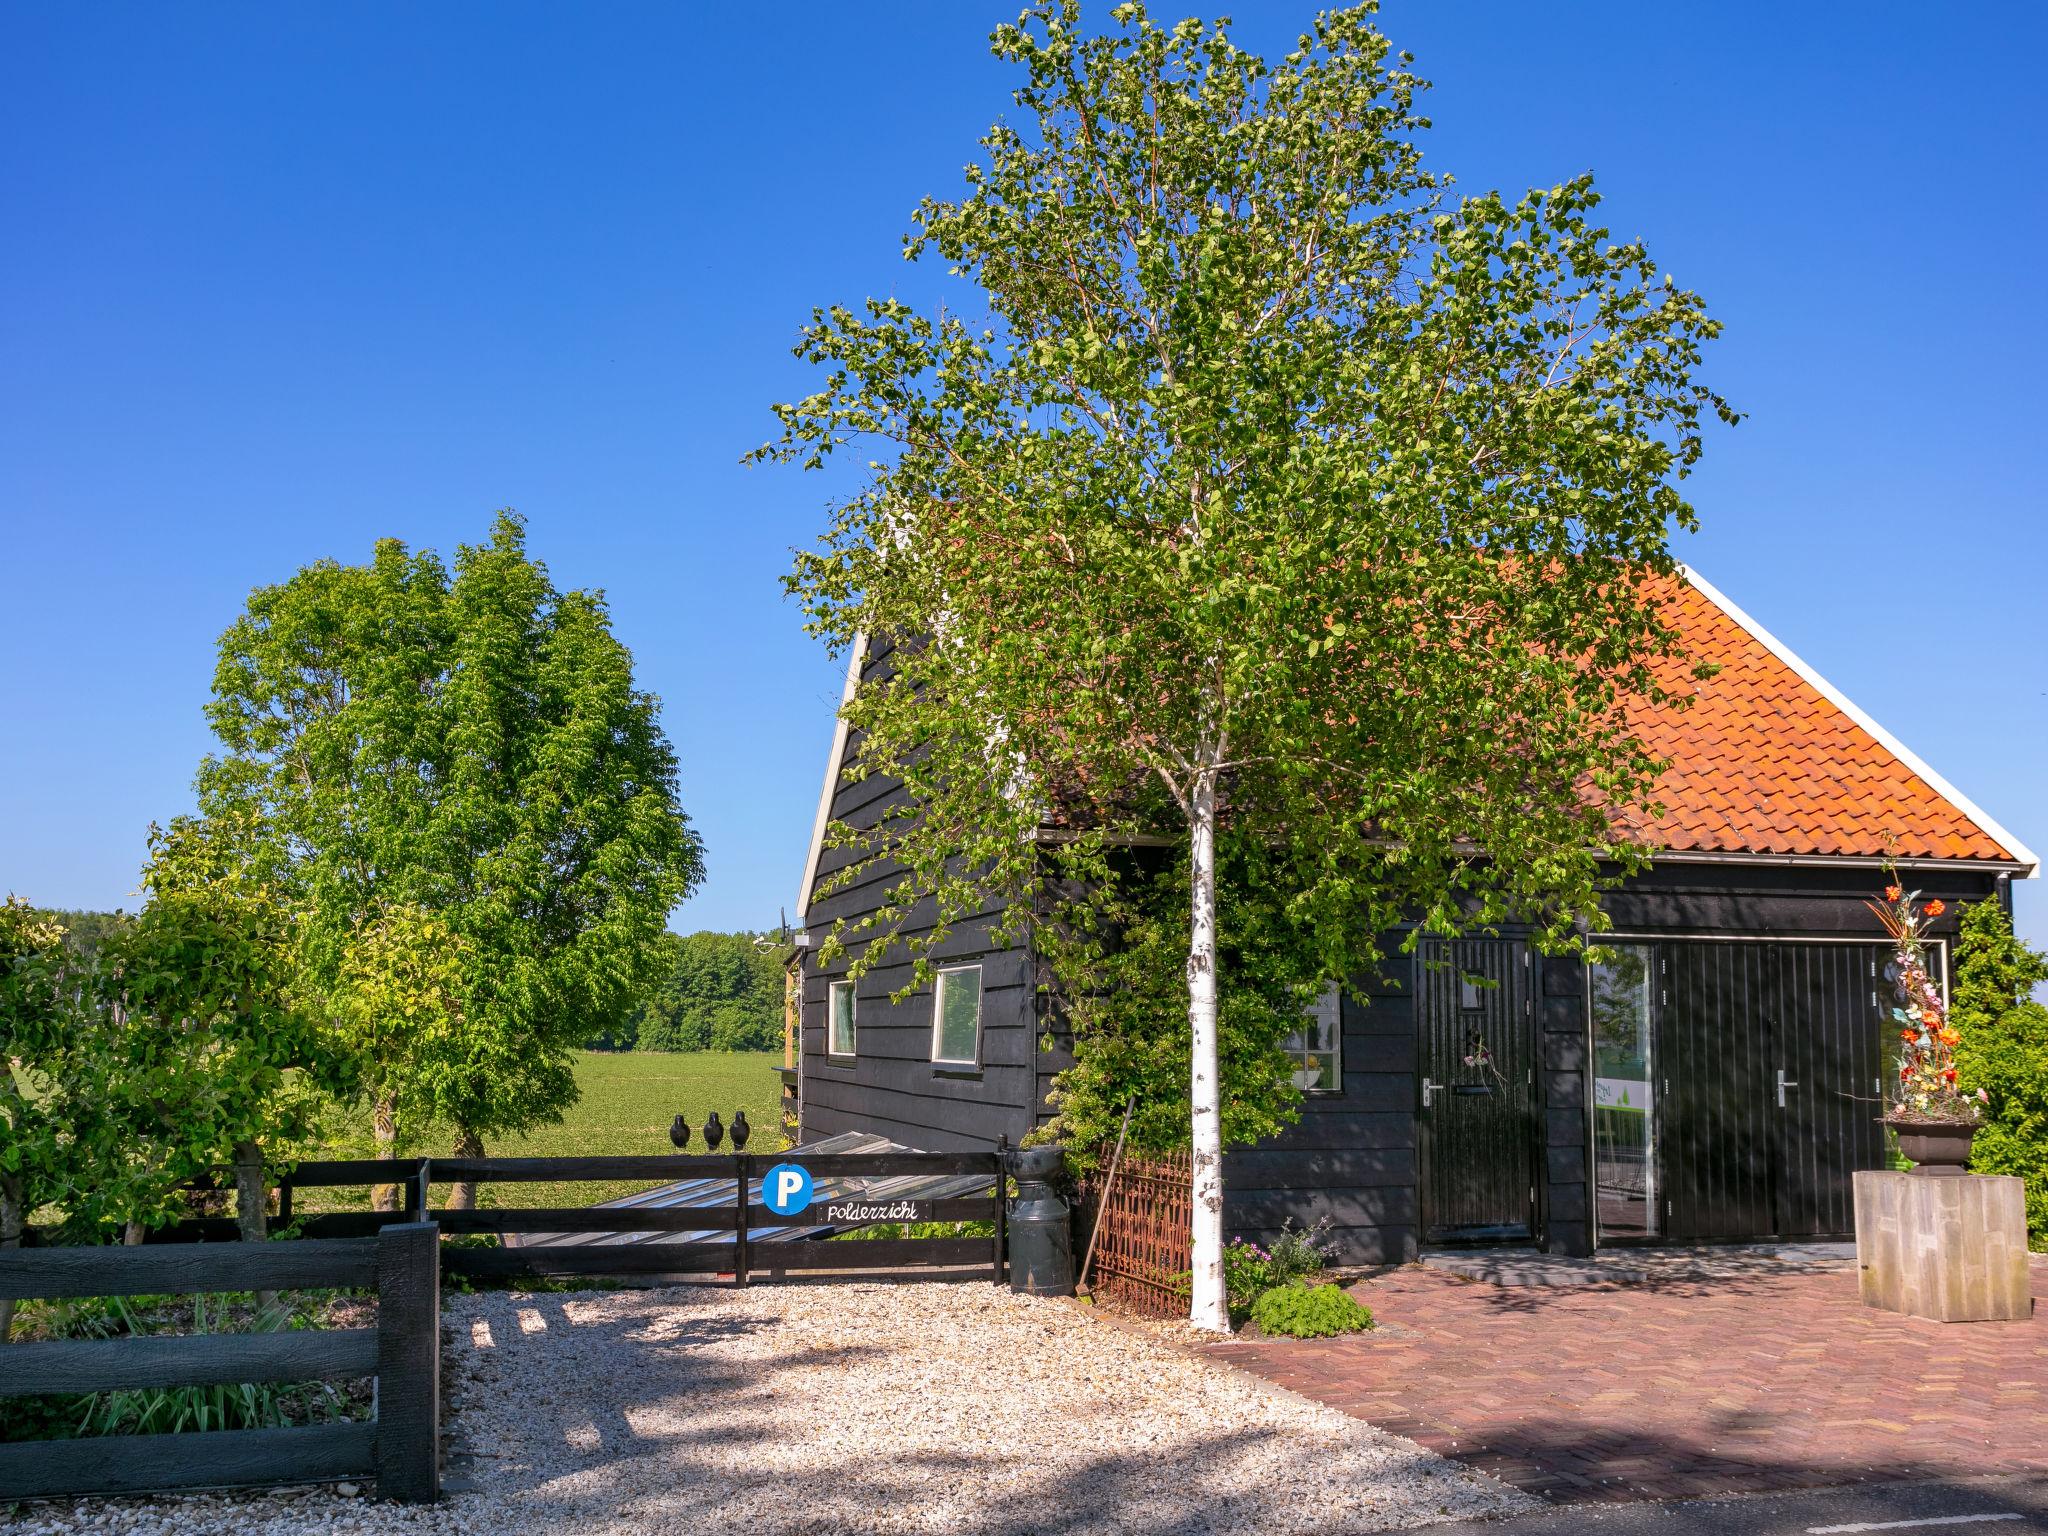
[1674,565,2036,876]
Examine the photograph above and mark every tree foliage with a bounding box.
[1039,841,1324,1156]
[196,513,705,1171]
[592,930,787,1053]
[2,896,71,1340]
[1953,898,2048,1243]
[36,909,133,961]
[765,2,1726,1326]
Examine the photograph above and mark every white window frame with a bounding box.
[1283,982,1343,1093]
[827,979,857,1059]
[930,964,984,1068]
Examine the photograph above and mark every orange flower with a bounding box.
[1924,898,1946,917]
[1885,885,1903,902]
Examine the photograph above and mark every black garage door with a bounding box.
[1657,941,1888,1241]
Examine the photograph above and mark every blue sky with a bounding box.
[3,2,2042,955]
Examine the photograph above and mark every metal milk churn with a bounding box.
[1005,1143,1074,1296]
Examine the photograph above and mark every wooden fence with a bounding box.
[0,1223,440,1504]
[116,1152,1009,1286]
[1077,1148,1191,1318]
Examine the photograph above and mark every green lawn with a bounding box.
[302,1049,786,1211]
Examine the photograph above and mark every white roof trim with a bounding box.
[1677,565,2038,878]
[796,634,868,925]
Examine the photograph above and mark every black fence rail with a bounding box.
[0,1223,440,1505]
[255,1151,1008,1285]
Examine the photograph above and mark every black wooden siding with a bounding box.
[1223,951,1419,1264]
[798,677,2014,1255]
[799,643,1041,1151]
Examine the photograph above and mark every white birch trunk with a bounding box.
[1185,769,1228,1332]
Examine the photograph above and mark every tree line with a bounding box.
[586,929,789,1054]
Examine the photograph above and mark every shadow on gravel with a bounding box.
[441,1285,1511,1536]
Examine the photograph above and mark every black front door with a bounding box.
[1418,938,1536,1242]
[1659,941,1885,1241]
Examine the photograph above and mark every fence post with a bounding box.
[733,1152,750,1288]
[375,1221,440,1504]
[993,1137,1009,1286]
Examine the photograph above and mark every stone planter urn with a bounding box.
[1884,1117,1976,1176]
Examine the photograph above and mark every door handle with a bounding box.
[1422,1077,1438,1109]
[1776,1068,1799,1108]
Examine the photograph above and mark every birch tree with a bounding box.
[765,1,1727,1330]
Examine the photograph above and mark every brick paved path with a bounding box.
[1205,1259,2048,1503]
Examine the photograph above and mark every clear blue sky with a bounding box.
[3,3,2042,955]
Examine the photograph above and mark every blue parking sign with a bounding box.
[762,1162,814,1217]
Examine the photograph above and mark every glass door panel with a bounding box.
[1591,946,1658,1238]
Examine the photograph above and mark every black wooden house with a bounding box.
[791,570,2036,1260]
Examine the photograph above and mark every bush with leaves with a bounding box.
[2,895,74,1342]
[1251,1281,1374,1339]
[1952,899,2048,1244]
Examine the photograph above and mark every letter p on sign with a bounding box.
[763,1162,814,1218]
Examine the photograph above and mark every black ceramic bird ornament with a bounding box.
[703,1110,724,1151]
[668,1115,691,1150]
[730,1110,751,1150]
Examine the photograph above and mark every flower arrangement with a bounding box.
[1868,872,1984,1126]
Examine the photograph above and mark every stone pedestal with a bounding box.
[1854,1170,2031,1322]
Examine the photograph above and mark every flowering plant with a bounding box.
[1868,872,1983,1125]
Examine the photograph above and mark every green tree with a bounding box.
[90,816,336,1313]
[1,896,70,1342]
[1953,899,2048,1243]
[37,909,133,962]
[765,3,1725,1327]
[624,931,785,1053]
[198,513,705,1205]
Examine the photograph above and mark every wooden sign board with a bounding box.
[818,1197,935,1224]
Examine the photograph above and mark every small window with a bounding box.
[931,965,983,1066]
[1459,975,1484,1011]
[1283,983,1342,1092]
[828,980,857,1058]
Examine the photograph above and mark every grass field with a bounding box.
[303,1049,787,1211]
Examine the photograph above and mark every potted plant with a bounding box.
[1869,874,1986,1174]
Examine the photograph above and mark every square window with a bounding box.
[1282,983,1342,1092]
[828,980,857,1058]
[932,965,982,1066]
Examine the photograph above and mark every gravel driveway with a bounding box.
[10,1283,1532,1536]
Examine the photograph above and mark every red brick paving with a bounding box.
[1205,1260,2048,1504]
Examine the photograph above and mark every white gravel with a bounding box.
[8,1282,1533,1536]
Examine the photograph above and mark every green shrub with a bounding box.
[0,1291,363,1442]
[1219,1217,1339,1323]
[1952,900,2048,1248]
[1221,1238,1274,1323]
[1250,1282,1373,1339]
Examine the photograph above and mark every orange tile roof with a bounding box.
[1621,571,2026,866]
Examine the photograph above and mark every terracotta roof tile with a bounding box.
[1622,572,2024,866]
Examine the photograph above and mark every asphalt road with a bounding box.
[1426,1475,2048,1535]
